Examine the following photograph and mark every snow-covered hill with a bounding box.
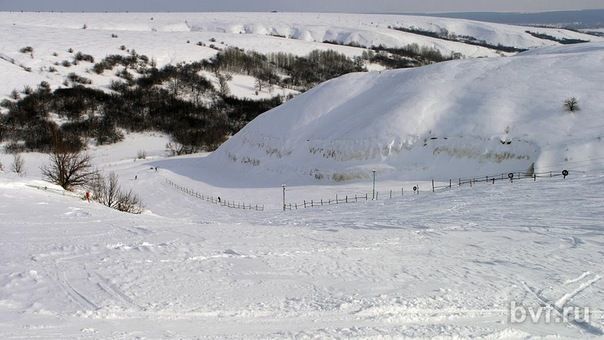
[1,147,603,338]
[198,42,604,186]
[0,12,601,100]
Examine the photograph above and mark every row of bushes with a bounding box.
[1,43,464,154]
[389,26,526,53]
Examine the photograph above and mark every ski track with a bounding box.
[1,170,604,338]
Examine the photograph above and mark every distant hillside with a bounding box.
[417,9,604,29]
[0,12,601,155]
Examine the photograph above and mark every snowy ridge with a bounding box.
[202,43,604,186]
[0,12,601,99]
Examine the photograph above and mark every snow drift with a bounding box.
[200,43,604,186]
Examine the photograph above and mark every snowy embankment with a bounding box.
[190,43,604,187]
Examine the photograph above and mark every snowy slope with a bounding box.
[199,43,604,186]
[0,12,600,99]
[1,155,603,338]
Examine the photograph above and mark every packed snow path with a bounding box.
[1,171,603,338]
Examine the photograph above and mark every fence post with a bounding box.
[389,190,392,199]
[365,193,368,201]
[311,200,314,207]
[372,169,376,200]
[534,173,536,181]
[304,200,306,208]
[282,184,286,212]
[432,179,435,192]
[336,194,338,204]
[345,195,348,203]
[449,179,452,189]
[321,199,323,206]
[459,178,461,186]
[401,187,404,196]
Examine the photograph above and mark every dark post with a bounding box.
[372,169,376,200]
[282,184,286,211]
[432,179,435,192]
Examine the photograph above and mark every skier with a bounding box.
[85,191,91,202]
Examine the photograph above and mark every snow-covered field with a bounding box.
[0,12,601,99]
[1,12,604,339]
[1,135,603,338]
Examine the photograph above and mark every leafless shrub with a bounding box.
[11,153,25,175]
[564,97,580,112]
[136,150,147,160]
[41,150,97,190]
[89,172,143,214]
[166,141,199,156]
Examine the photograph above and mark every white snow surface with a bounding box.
[198,42,604,187]
[0,12,601,99]
[0,135,603,338]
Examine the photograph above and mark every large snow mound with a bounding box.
[200,43,604,186]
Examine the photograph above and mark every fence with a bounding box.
[165,169,570,212]
[283,169,571,210]
[283,192,371,210]
[447,170,568,189]
[164,178,264,211]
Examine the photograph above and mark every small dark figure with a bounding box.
[155,167,158,172]
[135,175,138,180]
[218,196,221,203]
[85,191,90,202]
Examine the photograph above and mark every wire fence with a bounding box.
[163,169,570,212]
[283,169,571,210]
[282,192,372,210]
[164,178,265,211]
[451,170,568,189]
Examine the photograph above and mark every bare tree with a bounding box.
[89,172,143,214]
[41,151,97,190]
[11,153,25,175]
[217,72,231,96]
[564,97,580,112]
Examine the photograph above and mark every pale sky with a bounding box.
[1,0,603,13]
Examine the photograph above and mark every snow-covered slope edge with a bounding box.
[200,43,604,186]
